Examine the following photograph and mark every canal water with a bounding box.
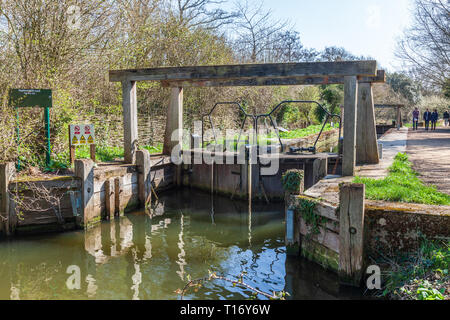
[0,189,363,300]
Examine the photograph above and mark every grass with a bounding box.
[354,153,450,205]
[375,237,449,300]
[47,143,163,172]
[273,123,335,139]
[203,123,337,150]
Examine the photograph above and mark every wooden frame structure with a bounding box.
[109,61,385,176]
[374,104,404,130]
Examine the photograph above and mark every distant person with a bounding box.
[423,108,432,131]
[431,109,438,130]
[412,108,420,130]
[444,110,449,127]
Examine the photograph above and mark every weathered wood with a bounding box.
[163,87,183,156]
[342,76,358,176]
[136,150,152,210]
[161,70,386,87]
[299,219,339,253]
[114,176,124,216]
[122,80,138,164]
[109,61,378,82]
[70,145,76,166]
[0,163,15,236]
[90,144,96,162]
[105,178,115,220]
[356,83,379,164]
[74,159,96,228]
[339,183,365,287]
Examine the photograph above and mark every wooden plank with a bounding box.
[122,80,138,164]
[342,76,358,176]
[114,176,124,216]
[374,104,404,108]
[163,87,183,157]
[161,70,386,87]
[109,61,378,82]
[136,150,152,210]
[105,178,115,220]
[356,83,379,164]
[74,159,96,228]
[338,183,365,287]
[299,219,339,253]
[0,163,15,236]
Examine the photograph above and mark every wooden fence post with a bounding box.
[74,159,95,228]
[0,163,15,236]
[114,176,124,216]
[284,170,304,255]
[339,183,365,286]
[105,178,115,220]
[136,150,152,210]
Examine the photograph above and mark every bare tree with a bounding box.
[170,0,239,30]
[396,0,450,91]
[233,0,290,62]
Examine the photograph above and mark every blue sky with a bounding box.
[253,0,414,71]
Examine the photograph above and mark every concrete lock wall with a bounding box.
[286,193,450,286]
[0,153,176,237]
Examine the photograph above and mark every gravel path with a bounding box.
[406,126,450,195]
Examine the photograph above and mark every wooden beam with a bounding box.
[339,183,365,287]
[122,81,138,164]
[0,163,14,236]
[374,104,405,108]
[161,70,386,88]
[342,76,358,176]
[109,61,378,83]
[356,83,379,164]
[163,87,183,156]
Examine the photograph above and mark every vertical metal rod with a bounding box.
[44,106,51,166]
[16,107,20,170]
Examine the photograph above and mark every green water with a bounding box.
[0,189,362,300]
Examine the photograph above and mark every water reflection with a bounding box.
[0,189,362,300]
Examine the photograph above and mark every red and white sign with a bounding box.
[70,124,95,146]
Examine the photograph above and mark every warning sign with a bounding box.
[70,124,95,146]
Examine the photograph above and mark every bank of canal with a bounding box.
[0,189,363,300]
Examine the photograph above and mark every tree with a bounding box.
[171,0,239,30]
[233,0,290,62]
[387,72,422,104]
[396,0,450,91]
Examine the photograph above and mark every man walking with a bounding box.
[412,108,420,130]
[423,108,432,131]
[444,110,449,127]
[431,109,438,130]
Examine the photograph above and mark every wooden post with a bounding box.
[397,106,401,130]
[356,83,379,164]
[105,178,115,220]
[163,87,183,156]
[342,76,358,176]
[284,170,304,256]
[90,144,96,162]
[136,150,152,210]
[114,176,124,216]
[74,159,95,228]
[339,183,365,287]
[0,163,15,236]
[69,125,76,166]
[122,80,138,164]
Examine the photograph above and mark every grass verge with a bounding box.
[354,153,450,205]
[373,237,449,300]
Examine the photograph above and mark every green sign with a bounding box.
[9,89,52,108]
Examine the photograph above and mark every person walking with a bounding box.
[412,108,420,130]
[444,110,449,127]
[431,109,438,130]
[423,108,432,131]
